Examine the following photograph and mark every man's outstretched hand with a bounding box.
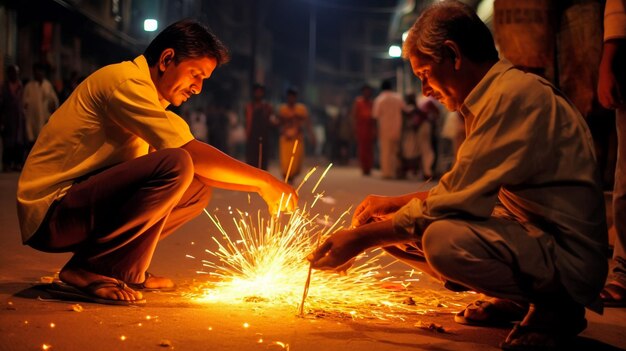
[308,219,412,274]
[260,178,298,215]
[307,228,365,272]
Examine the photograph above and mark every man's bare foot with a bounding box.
[125,272,175,291]
[141,272,174,290]
[59,267,143,302]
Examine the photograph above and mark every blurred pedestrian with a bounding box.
[0,64,26,171]
[277,87,315,182]
[400,92,434,180]
[23,63,58,150]
[417,96,439,178]
[245,83,274,169]
[372,80,404,179]
[439,110,465,171]
[207,104,230,152]
[351,84,375,175]
[189,107,209,143]
[598,0,626,307]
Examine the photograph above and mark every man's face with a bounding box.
[157,56,217,106]
[409,54,461,111]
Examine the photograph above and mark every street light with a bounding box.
[143,19,158,32]
[388,45,402,58]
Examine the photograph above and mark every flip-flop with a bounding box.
[43,281,146,306]
[600,282,626,307]
[454,299,527,327]
[500,318,587,351]
[126,272,176,292]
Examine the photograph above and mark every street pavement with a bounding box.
[0,162,624,351]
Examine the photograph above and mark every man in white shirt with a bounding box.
[372,80,404,179]
[18,20,297,305]
[309,1,607,349]
[598,0,626,307]
[23,63,58,146]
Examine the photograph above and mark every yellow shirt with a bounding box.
[277,103,308,139]
[393,60,607,306]
[17,55,194,243]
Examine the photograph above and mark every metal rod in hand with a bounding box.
[298,228,323,317]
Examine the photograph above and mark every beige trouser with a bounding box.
[387,216,566,303]
[379,137,399,178]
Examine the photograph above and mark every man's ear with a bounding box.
[158,48,176,72]
[443,40,462,70]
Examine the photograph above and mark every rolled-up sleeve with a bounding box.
[604,0,626,41]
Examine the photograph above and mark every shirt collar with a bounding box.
[132,55,170,109]
[459,59,514,122]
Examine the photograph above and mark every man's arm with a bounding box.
[181,139,297,213]
[352,191,428,227]
[308,219,413,270]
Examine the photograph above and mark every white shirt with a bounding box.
[23,78,58,142]
[372,90,405,141]
[393,60,607,307]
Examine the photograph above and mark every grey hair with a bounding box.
[403,0,498,63]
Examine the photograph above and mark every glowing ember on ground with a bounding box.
[189,166,473,319]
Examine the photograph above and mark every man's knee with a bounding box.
[422,219,477,277]
[156,148,194,186]
[178,178,213,210]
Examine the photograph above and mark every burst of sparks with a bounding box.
[189,166,472,319]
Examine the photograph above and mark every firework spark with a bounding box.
[189,167,472,319]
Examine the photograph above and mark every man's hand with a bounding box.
[308,219,412,274]
[352,195,404,228]
[259,177,298,215]
[307,228,367,272]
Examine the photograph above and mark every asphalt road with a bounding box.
[0,162,624,351]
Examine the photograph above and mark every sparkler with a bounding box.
[190,166,473,319]
[283,139,299,183]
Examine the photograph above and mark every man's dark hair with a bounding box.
[144,19,230,67]
[380,80,392,91]
[403,0,498,63]
[252,83,265,91]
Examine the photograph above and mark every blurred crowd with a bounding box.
[0,59,520,183]
[175,80,465,184]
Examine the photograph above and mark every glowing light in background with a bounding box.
[388,45,402,58]
[143,19,158,32]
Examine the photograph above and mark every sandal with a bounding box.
[500,318,587,351]
[454,298,528,327]
[126,272,176,292]
[600,282,626,307]
[44,280,146,306]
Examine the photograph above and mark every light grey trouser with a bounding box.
[613,108,626,285]
[388,217,565,304]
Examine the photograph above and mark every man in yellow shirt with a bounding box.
[276,87,315,182]
[17,19,297,305]
[308,1,607,350]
